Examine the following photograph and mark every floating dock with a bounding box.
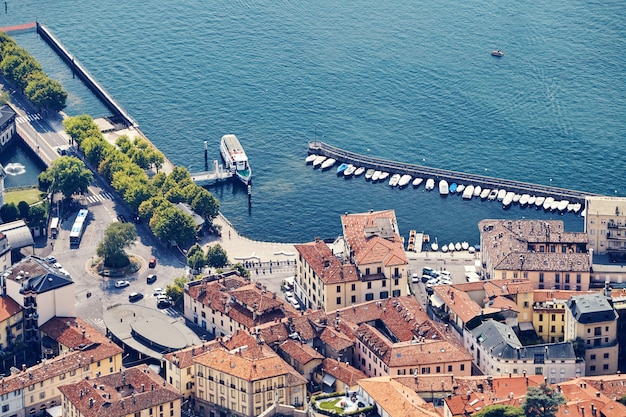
[308,141,599,205]
[190,160,234,184]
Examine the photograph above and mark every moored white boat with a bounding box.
[372,170,382,181]
[503,192,515,207]
[473,185,482,197]
[462,185,474,199]
[535,196,545,207]
[439,180,449,195]
[497,189,507,201]
[557,200,569,211]
[572,203,582,213]
[448,242,455,252]
[488,189,498,200]
[425,178,435,190]
[441,244,448,253]
[321,158,336,170]
[313,155,327,167]
[365,168,375,179]
[221,134,252,184]
[513,194,521,203]
[543,197,555,210]
[379,172,389,181]
[461,241,469,250]
[519,194,530,206]
[481,188,491,199]
[354,166,365,177]
[306,154,317,164]
[455,242,462,251]
[389,174,401,187]
[528,196,536,205]
[399,174,412,187]
[413,177,423,187]
[344,164,356,176]
[456,184,465,194]
[431,238,439,252]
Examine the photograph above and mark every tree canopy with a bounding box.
[96,222,138,268]
[39,156,93,201]
[522,384,566,417]
[474,405,523,417]
[149,203,196,246]
[206,244,229,268]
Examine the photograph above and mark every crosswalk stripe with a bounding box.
[85,192,115,204]
[15,113,42,124]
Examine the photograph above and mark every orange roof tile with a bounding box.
[0,296,20,322]
[279,339,323,365]
[294,240,358,284]
[322,358,367,386]
[358,377,439,417]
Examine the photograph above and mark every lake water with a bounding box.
[2,0,625,244]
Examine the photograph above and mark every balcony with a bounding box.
[607,232,626,241]
[608,221,626,229]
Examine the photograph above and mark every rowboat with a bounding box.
[354,167,365,177]
[399,174,412,187]
[413,178,423,187]
[313,155,326,167]
[365,169,375,180]
[305,154,317,164]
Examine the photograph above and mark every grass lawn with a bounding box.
[318,399,345,413]
[4,187,45,205]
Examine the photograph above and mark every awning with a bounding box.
[430,294,445,308]
[322,374,336,386]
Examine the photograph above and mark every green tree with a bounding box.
[232,262,250,278]
[149,204,196,245]
[522,384,566,417]
[474,405,524,417]
[166,276,189,305]
[0,203,19,222]
[206,244,229,268]
[138,196,169,220]
[82,136,112,166]
[96,222,138,268]
[572,337,586,359]
[17,201,30,219]
[39,156,93,201]
[63,115,101,146]
[0,89,9,105]
[187,244,206,271]
[24,73,67,112]
[26,204,47,229]
[191,187,219,220]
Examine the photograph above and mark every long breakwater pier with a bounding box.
[308,141,599,206]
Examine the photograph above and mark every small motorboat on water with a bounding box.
[572,203,582,213]
[513,194,521,203]
[365,168,375,180]
[481,188,491,199]
[336,163,349,175]
[321,158,336,170]
[306,154,317,164]
[344,164,356,176]
[456,184,465,194]
[372,170,382,181]
[313,155,326,167]
[503,192,515,207]
[439,180,449,195]
[492,50,504,57]
[455,242,462,251]
[379,172,389,181]
[399,174,412,187]
[557,200,569,211]
[488,189,498,200]
[389,174,401,187]
[431,238,439,252]
[473,185,482,197]
[413,177,423,187]
[497,189,507,201]
[354,166,365,177]
[441,244,448,253]
[543,197,555,210]
[528,196,536,205]
[425,178,435,190]
[449,183,458,193]
[461,241,469,250]
[448,242,455,252]
[462,185,474,199]
[519,194,530,206]
[535,196,546,207]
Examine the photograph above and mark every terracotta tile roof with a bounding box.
[40,317,113,349]
[322,358,367,387]
[483,279,533,298]
[580,373,626,400]
[488,295,519,312]
[162,342,220,369]
[319,327,354,352]
[358,376,439,417]
[194,344,296,382]
[393,374,458,394]
[57,366,180,417]
[433,285,484,323]
[257,320,290,344]
[279,339,323,365]
[341,210,407,268]
[534,289,584,303]
[479,219,590,272]
[0,295,21,322]
[230,284,286,314]
[294,240,358,284]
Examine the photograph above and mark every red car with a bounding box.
[149,257,157,268]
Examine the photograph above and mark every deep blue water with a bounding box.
[2,0,625,244]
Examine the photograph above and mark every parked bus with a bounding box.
[49,217,60,238]
[69,209,89,246]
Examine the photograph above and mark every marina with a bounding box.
[308,141,597,213]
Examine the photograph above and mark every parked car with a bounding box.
[156,294,170,308]
[128,292,143,302]
[290,297,301,310]
[44,256,57,264]
[148,257,157,268]
[411,273,420,283]
[147,274,157,284]
[115,280,130,288]
[153,288,165,296]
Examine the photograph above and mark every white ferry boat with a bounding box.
[221,134,252,184]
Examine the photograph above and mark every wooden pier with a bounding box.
[190,160,234,184]
[308,141,599,205]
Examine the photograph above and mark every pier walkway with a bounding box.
[190,160,234,184]
[308,141,599,204]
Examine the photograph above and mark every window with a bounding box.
[365,268,370,275]
[382,280,386,287]
[421,367,430,374]
[351,284,356,291]
[367,282,372,289]
[336,285,341,293]
[351,295,356,303]
[576,274,581,284]
[392,289,401,297]
[551,314,556,321]
[436,366,441,373]
[594,327,601,336]
[538,326,543,333]
[551,326,556,332]
[565,274,570,283]
[448,365,452,372]
[524,301,529,308]
[590,354,596,361]
[336,297,341,305]
[365,293,374,301]
[394,279,399,286]
[539,314,543,322]
[590,365,596,371]
[2,405,8,412]
[535,367,543,375]
[379,291,389,299]
[539,273,544,283]
[460,364,465,371]
[604,353,609,359]
[603,364,609,370]
[555,274,560,283]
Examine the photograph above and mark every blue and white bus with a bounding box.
[69,209,89,246]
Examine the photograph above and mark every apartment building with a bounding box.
[479,219,590,290]
[0,295,22,353]
[565,293,619,376]
[585,196,626,261]
[58,366,181,417]
[532,290,580,344]
[162,343,218,400]
[294,210,408,312]
[192,331,307,417]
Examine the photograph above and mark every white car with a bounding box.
[290,297,301,310]
[411,273,420,283]
[115,280,130,288]
[153,288,165,296]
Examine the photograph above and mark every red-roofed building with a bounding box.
[0,295,22,352]
[294,210,408,312]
